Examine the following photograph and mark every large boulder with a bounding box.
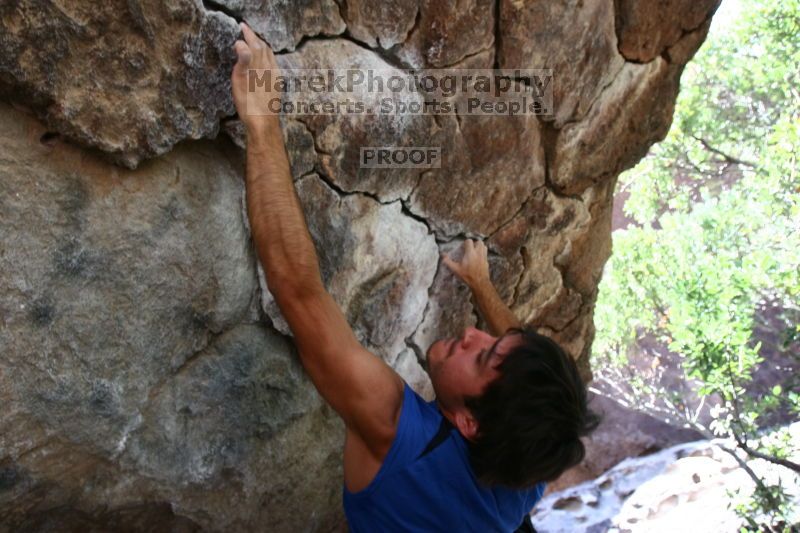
[0,0,719,529]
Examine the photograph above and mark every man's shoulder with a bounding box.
[374,384,448,471]
[394,382,446,453]
[399,380,440,417]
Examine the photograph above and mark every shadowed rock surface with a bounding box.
[0,0,719,529]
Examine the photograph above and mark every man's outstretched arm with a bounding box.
[442,239,522,336]
[230,23,403,456]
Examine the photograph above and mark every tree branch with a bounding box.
[731,433,800,474]
[692,135,759,168]
[722,359,800,474]
[718,445,782,511]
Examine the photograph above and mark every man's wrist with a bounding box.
[468,276,493,296]
[245,117,281,148]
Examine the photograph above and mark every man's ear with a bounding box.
[454,409,479,441]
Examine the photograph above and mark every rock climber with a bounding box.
[230,22,598,532]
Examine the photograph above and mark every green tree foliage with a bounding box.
[594,0,800,528]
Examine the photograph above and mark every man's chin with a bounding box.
[425,339,444,370]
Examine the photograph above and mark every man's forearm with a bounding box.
[245,122,324,298]
[470,280,521,337]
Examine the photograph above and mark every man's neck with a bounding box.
[434,400,460,434]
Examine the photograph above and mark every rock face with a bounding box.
[259,174,439,367]
[0,0,240,168]
[0,0,719,530]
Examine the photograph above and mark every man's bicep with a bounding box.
[278,288,404,442]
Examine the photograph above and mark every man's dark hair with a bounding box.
[464,327,600,488]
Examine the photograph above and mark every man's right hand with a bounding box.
[441,239,491,289]
[231,22,281,138]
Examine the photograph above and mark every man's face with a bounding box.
[426,327,522,413]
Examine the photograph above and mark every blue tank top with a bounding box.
[343,383,545,532]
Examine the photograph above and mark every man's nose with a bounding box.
[461,326,482,347]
